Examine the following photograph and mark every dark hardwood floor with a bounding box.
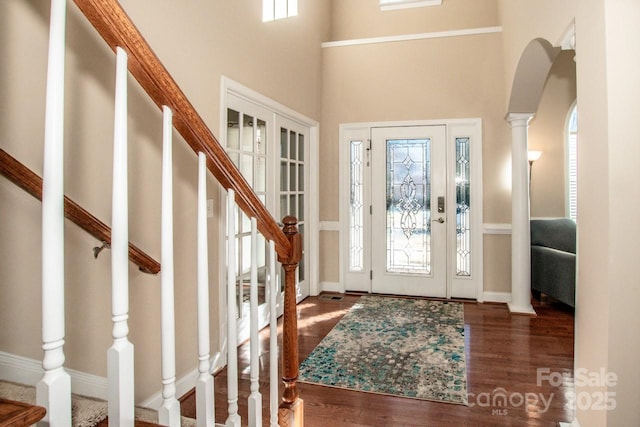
[180,294,574,426]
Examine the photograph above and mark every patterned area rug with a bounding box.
[298,295,468,404]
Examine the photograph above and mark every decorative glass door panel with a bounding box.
[386,138,431,274]
[371,126,447,297]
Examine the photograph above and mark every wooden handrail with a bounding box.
[0,149,161,274]
[72,0,291,260]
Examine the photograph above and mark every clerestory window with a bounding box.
[263,0,298,22]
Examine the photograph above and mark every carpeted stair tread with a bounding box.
[0,381,195,427]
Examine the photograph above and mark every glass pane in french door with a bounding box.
[226,108,269,317]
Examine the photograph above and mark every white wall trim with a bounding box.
[482,291,512,304]
[140,369,198,410]
[319,221,340,231]
[557,20,576,51]
[380,0,442,11]
[559,421,580,427]
[319,281,344,294]
[0,351,108,401]
[483,223,512,234]
[139,354,224,410]
[322,26,502,49]
[0,351,229,408]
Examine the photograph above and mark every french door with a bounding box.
[342,121,483,300]
[277,116,310,302]
[225,99,274,343]
[225,91,312,343]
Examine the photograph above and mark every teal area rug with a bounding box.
[298,295,468,404]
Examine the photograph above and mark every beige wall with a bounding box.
[500,0,640,424]
[528,50,576,218]
[321,0,512,291]
[329,0,500,41]
[0,0,329,402]
[575,1,640,424]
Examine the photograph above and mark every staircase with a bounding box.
[0,0,303,426]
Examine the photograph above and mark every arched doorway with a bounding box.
[505,38,577,314]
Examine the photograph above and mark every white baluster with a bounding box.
[107,46,135,427]
[196,152,214,427]
[268,240,278,427]
[159,106,180,427]
[37,0,71,424]
[226,190,241,427]
[248,218,262,427]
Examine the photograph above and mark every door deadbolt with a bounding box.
[437,196,445,213]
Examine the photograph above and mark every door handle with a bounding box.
[432,217,445,224]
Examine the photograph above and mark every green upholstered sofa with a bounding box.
[530,218,576,308]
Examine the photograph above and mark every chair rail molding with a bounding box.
[483,223,512,234]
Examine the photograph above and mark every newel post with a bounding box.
[278,216,304,427]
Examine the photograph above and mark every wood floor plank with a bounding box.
[180,294,573,426]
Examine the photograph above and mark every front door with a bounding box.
[341,120,483,300]
[371,126,447,297]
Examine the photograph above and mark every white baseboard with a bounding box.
[319,281,343,294]
[139,352,225,410]
[0,350,228,409]
[482,291,511,303]
[0,351,108,400]
[559,421,580,427]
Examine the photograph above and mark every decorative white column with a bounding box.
[159,106,180,427]
[37,0,72,424]
[196,152,215,427]
[108,46,135,427]
[506,113,536,315]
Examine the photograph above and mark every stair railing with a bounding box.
[0,149,160,274]
[35,0,304,426]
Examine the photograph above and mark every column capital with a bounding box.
[505,112,535,126]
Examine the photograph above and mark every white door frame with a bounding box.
[339,119,483,300]
[217,77,320,363]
